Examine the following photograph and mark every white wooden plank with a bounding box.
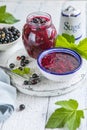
[2,93,49,130]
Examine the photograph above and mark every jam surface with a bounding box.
[41,52,79,74]
[22,15,57,59]
[29,16,49,25]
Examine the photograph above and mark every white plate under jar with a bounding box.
[6,49,87,97]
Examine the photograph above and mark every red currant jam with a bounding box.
[41,52,79,74]
[22,12,57,59]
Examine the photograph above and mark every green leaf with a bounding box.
[55,35,71,48]
[77,38,87,51]
[55,34,87,60]
[0,13,20,24]
[23,67,31,74]
[67,110,84,130]
[74,48,87,60]
[0,5,20,24]
[0,5,6,13]
[12,67,31,76]
[45,99,84,130]
[55,35,76,49]
[71,38,87,59]
[46,108,73,128]
[12,68,24,76]
[55,99,78,110]
[62,33,75,43]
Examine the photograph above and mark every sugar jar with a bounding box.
[22,12,57,59]
[59,6,82,43]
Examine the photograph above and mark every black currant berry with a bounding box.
[19,104,25,111]
[21,55,26,60]
[24,59,29,64]
[20,62,26,67]
[24,80,29,85]
[9,63,15,69]
[18,67,23,70]
[31,79,38,85]
[32,73,39,78]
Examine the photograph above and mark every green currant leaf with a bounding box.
[0,13,20,24]
[45,99,84,130]
[55,99,78,110]
[67,110,84,130]
[45,108,73,128]
[55,34,87,60]
[0,5,20,24]
[75,48,87,60]
[12,67,31,76]
[23,67,31,74]
[62,33,75,43]
[55,35,76,49]
[55,35,71,48]
[77,38,87,51]
[0,5,6,13]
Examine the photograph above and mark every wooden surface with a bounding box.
[0,0,87,130]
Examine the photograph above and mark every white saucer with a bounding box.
[6,49,87,97]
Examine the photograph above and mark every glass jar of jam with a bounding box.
[22,12,57,59]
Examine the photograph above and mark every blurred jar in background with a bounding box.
[59,5,82,43]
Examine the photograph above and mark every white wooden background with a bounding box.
[0,0,87,130]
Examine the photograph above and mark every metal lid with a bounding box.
[62,6,81,17]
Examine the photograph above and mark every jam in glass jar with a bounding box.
[22,12,57,59]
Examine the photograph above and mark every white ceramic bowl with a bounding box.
[37,48,82,83]
[0,25,21,51]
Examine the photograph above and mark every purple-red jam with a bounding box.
[41,52,79,74]
[22,13,57,59]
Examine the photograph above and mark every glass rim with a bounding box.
[26,11,52,29]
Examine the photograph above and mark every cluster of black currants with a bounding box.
[9,55,29,69]
[9,55,41,85]
[31,17,47,24]
[18,55,29,67]
[0,26,20,44]
[24,73,41,85]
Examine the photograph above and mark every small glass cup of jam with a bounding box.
[22,12,57,59]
